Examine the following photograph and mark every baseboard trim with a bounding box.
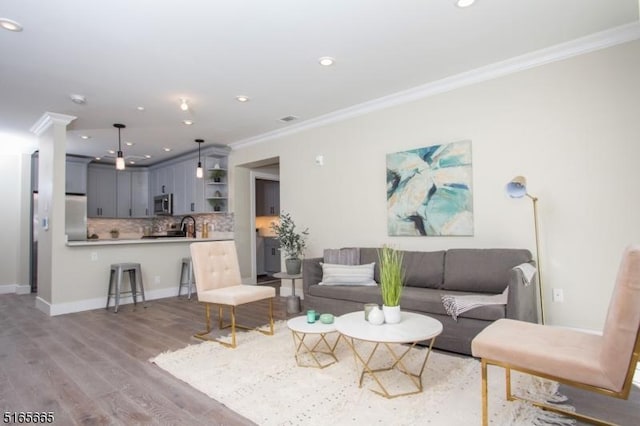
[0,284,32,295]
[35,287,181,316]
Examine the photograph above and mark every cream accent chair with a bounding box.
[472,245,640,425]
[190,241,276,348]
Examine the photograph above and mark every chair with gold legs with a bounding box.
[190,240,275,348]
[472,244,640,425]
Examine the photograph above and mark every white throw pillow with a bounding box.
[319,262,377,286]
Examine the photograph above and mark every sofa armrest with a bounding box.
[303,257,323,296]
[506,261,539,323]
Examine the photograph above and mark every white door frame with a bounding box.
[249,170,280,283]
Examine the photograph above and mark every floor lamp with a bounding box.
[506,176,545,324]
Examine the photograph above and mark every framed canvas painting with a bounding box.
[386,140,473,236]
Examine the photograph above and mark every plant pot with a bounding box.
[382,305,401,324]
[368,306,385,325]
[285,258,302,275]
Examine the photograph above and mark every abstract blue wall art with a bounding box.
[386,140,473,236]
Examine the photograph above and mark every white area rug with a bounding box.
[151,322,574,425]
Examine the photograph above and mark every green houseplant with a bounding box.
[210,169,226,182]
[378,246,405,323]
[271,212,309,275]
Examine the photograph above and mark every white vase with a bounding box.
[367,306,385,325]
[382,305,401,324]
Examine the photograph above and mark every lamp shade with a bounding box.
[506,175,527,198]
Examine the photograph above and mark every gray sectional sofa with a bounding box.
[302,248,538,355]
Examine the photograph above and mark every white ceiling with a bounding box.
[1,0,638,164]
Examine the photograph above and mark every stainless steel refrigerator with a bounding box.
[31,192,87,292]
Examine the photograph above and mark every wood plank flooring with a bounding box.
[1,293,639,425]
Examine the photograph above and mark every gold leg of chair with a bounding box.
[506,366,514,401]
[218,306,223,329]
[193,303,213,340]
[481,359,488,426]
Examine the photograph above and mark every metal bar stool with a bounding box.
[178,257,196,299]
[106,263,146,313]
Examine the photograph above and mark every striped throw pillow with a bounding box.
[319,262,377,286]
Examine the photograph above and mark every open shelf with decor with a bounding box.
[205,154,228,213]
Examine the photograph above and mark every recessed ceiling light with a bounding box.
[108,150,115,154]
[136,106,145,111]
[129,161,136,165]
[318,57,335,66]
[182,120,194,125]
[279,115,299,122]
[125,142,134,146]
[163,148,172,152]
[80,135,91,140]
[180,98,189,111]
[95,157,101,161]
[235,95,250,102]
[0,18,23,32]
[69,94,86,105]
[455,0,475,8]
[144,154,152,159]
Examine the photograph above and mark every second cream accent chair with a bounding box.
[190,241,275,348]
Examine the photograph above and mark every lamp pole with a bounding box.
[527,193,545,324]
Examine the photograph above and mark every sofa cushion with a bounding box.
[443,249,532,293]
[319,262,377,286]
[309,283,382,304]
[360,248,381,283]
[400,287,506,321]
[402,250,445,288]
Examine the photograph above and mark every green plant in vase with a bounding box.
[270,211,309,275]
[378,246,405,323]
[210,169,226,183]
[209,199,224,212]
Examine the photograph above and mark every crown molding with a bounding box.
[230,21,640,151]
[30,112,77,136]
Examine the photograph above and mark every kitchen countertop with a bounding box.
[66,232,234,247]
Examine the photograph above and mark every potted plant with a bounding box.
[271,212,309,275]
[378,246,405,323]
[210,169,226,183]
[209,199,224,212]
[110,228,120,239]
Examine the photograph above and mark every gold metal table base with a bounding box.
[344,336,437,399]
[290,330,341,369]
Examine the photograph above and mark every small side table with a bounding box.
[286,316,340,369]
[274,272,303,314]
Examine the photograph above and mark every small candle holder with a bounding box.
[306,310,316,323]
[364,303,378,321]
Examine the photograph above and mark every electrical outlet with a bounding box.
[90,252,98,261]
[154,276,161,284]
[553,288,564,303]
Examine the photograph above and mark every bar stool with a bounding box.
[106,263,146,313]
[178,257,196,299]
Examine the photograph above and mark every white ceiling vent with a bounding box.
[279,115,298,122]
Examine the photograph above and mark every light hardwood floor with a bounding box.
[1,293,638,425]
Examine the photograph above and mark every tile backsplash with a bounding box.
[87,213,233,240]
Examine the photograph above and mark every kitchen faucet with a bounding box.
[180,215,196,238]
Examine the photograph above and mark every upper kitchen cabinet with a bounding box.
[173,158,205,215]
[87,164,117,217]
[116,169,149,218]
[205,154,228,213]
[255,179,280,216]
[31,153,91,194]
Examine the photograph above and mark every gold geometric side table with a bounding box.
[286,316,341,369]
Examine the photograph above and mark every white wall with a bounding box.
[0,154,23,288]
[231,40,640,330]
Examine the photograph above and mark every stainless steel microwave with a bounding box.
[153,193,173,215]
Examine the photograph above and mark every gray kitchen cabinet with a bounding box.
[87,164,117,217]
[256,179,280,216]
[32,154,90,194]
[116,169,149,217]
[172,160,188,215]
[65,157,90,194]
[264,237,281,274]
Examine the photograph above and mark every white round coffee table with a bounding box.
[335,310,443,398]
[286,316,341,369]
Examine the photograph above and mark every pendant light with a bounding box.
[195,139,204,178]
[113,123,126,170]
